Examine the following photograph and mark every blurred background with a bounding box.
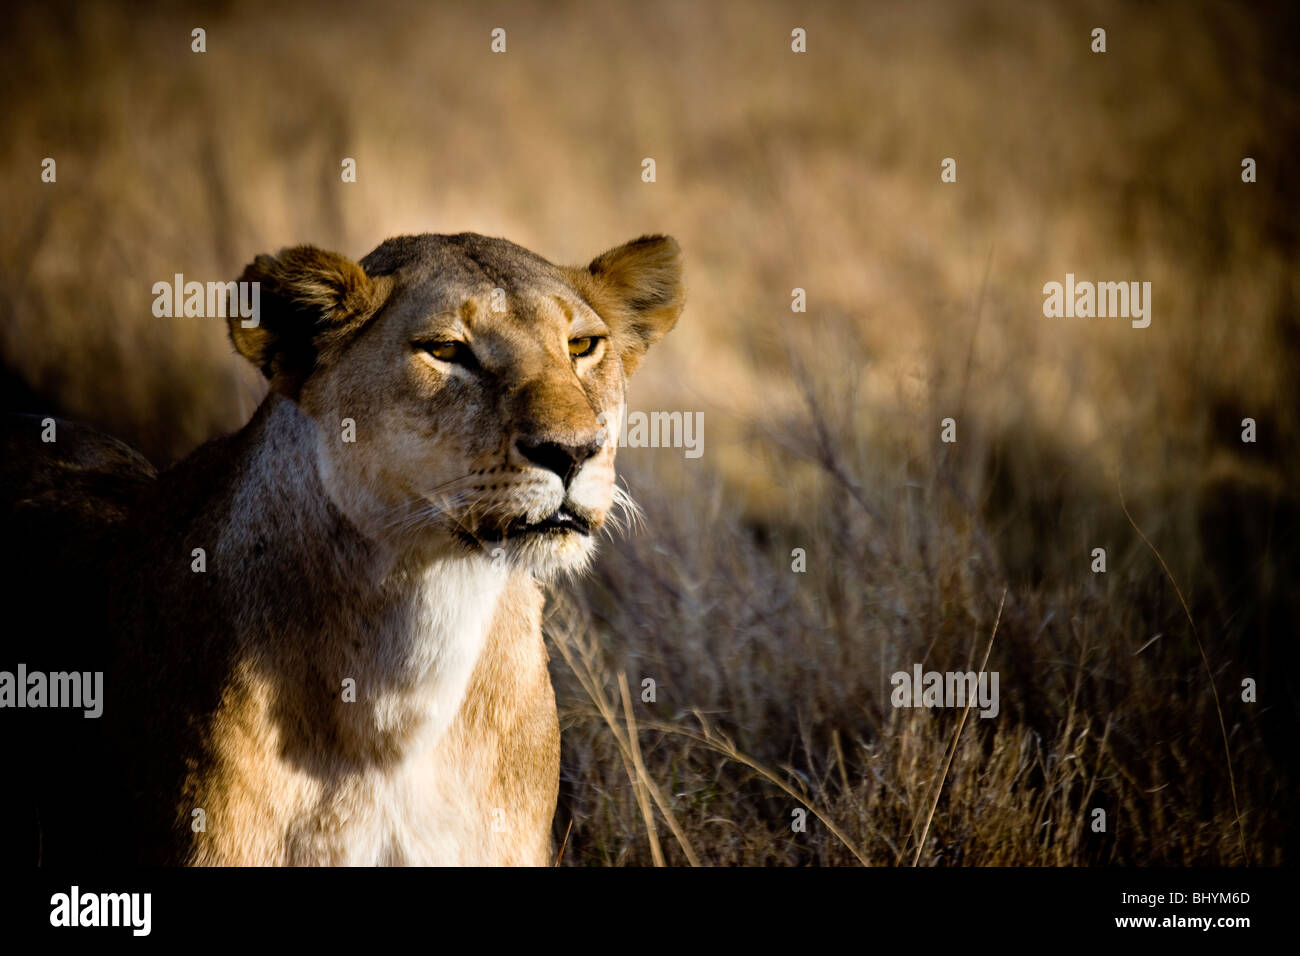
[2,0,1297,864]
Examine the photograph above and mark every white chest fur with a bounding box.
[367,556,508,747]
[290,558,508,865]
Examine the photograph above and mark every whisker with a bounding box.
[605,481,644,540]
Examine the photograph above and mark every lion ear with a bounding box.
[229,245,391,398]
[566,235,684,377]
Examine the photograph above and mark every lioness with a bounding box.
[0,232,684,865]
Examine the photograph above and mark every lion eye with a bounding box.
[419,341,468,364]
[568,336,601,358]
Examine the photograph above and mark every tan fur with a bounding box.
[0,232,683,866]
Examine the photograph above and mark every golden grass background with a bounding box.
[2,0,1297,864]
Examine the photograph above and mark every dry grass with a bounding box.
[1,0,1297,864]
[549,364,1295,864]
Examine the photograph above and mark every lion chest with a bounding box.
[194,560,530,865]
[281,750,498,865]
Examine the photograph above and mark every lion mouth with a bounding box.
[498,507,592,539]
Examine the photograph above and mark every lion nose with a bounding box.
[515,437,601,486]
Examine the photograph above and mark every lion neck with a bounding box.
[213,393,511,768]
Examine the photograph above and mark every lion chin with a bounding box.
[462,507,603,581]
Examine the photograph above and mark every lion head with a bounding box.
[228,232,684,577]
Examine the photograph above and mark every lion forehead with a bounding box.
[360,233,563,287]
